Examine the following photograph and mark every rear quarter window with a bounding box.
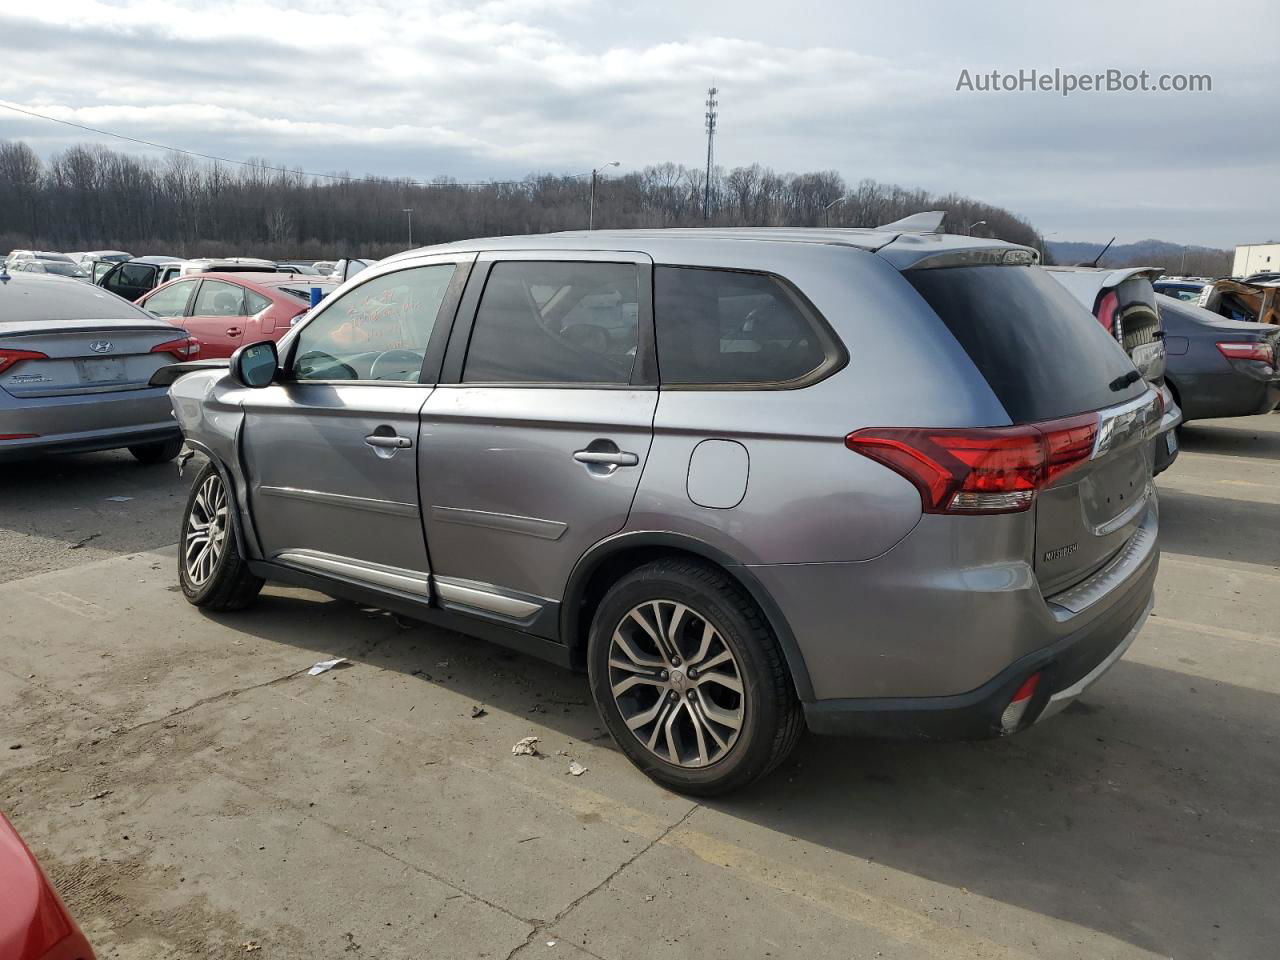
[906,265,1146,422]
[653,266,842,386]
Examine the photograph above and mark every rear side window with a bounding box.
[463,262,639,384]
[907,265,1146,422]
[654,267,838,386]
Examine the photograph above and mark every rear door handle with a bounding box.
[573,449,638,467]
[226,327,243,337]
[365,435,412,449]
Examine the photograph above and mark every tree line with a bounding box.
[0,139,1048,261]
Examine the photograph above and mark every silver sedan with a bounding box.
[0,267,196,463]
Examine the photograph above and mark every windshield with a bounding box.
[907,265,1147,422]
[40,262,88,278]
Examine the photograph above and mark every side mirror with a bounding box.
[230,340,279,389]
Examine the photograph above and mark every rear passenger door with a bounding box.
[418,252,657,621]
[184,279,249,358]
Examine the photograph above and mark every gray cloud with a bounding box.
[1,0,1274,247]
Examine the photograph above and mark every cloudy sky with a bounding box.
[1,0,1275,247]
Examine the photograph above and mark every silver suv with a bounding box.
[161,227,1161,795]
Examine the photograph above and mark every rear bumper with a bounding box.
[1151,383,1182,475]
[1171,369,1280,422]
[0,385,178,461]
[803,582,1154,739]
[751,500,1159,740]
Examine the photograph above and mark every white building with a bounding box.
[1233,242,1280,277]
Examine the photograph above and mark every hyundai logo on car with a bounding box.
[89,339,114,353]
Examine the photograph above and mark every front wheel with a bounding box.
[178,463,264,610]
[587,558,803,796]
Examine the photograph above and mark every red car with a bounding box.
[0,814,95,960]
[136,272,338,358]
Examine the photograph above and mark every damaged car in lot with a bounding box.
[1159,293,1280,422]
[1046,266,1182,473]
[0,268,197,463]
[156,227,1162,795]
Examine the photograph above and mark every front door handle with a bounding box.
[365,434,412,449]
[573,449,638,467]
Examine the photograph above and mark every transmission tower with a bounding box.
[703,86,718,221]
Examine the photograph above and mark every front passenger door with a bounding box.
[102,262,157,301]
[240,257,471,599]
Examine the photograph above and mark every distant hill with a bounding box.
[1047,239,1231,276]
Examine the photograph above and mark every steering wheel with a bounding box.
[370,349,424,381]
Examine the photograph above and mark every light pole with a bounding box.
[403,208,414,247]
[1040,231,1059,263]
[824,196,850,227]
[589,161,619,230]
[966,219,987,236]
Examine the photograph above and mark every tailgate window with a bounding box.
[907,265,1146,422]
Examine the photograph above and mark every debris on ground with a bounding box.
[104,496,134,503]
[242,941,262,952]
[68,533,101,550]
[470,705,487,719]
[512,736,540,757]
[90,790,112,800]
[307,657,349,676]
[567,761,587,777]
[436,660,450,668]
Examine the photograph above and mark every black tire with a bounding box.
[587,557,804,796]
[128,438,183,464]
[178,462,264,611]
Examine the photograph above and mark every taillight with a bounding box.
[1096,290,1121,340]
[1216,340,1275,368]
[846,413,1099,515]
[0,433,40,440]
[150,336,201,361]
[0,348,48,375]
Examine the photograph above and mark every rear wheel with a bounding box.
[129,438,183,464]
[179,463,263,610]
[587,558,803,796]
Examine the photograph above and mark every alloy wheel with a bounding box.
[608,599,745,768]
[184,472,228,586]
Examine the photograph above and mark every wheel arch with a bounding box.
[183,439,254,559]
[560,531,816,703]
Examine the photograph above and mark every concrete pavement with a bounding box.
[1,415,1278,959]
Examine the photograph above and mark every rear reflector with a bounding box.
[1216,340,1275,368]
[1000,672,1041,734]
[0,433,39,440]
[846,413,1099,515]
[0,348,49,375]
[150,336,201,361]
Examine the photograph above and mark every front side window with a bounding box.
[463,261,639,384]
[143,280,197,317]
[291,263,456,382]
[653,267,836,386]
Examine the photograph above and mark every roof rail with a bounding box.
[875,210,946,234]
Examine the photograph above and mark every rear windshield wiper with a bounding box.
[1109,369,1142,391]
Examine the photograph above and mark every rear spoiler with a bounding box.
[150,358,229,387]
